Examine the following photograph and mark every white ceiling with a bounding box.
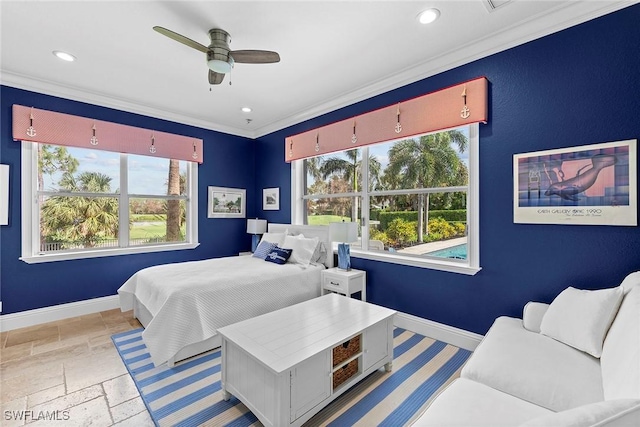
[1,1,635,139]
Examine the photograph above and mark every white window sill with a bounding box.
[349,249,481,276]
[20,242,200,264]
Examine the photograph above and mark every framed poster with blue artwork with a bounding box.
[513,139,637,226]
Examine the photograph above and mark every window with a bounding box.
[21,143,198,263]
[292,124,480,275]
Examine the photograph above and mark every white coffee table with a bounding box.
[218,293,396,427]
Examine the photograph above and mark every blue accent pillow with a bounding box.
[265,246,293,265]
[252,240,277,260]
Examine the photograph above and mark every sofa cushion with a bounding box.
[411,378,552,427]
[461,316,603,412]
[522,302,549,333]
[601,272,640,400]
[540,286,623,358]
[519,399,640,427]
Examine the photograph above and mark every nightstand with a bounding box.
[321,268,366,301]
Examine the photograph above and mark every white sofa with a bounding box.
[413,271,640,427]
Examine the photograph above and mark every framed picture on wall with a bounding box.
[208,186,246,218]
[513,139,637,226]
[0,164,8,226]
[263,187,280,211]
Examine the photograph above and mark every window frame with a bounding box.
[20,142,199,264]
[291,123,480,275]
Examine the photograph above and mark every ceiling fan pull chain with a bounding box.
[289,139,294,158]
[395,103,402,133]
[315,133,320,152]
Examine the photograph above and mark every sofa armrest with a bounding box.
[519,399,640,427]
[522,302,550,333]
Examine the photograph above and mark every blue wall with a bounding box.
[0,87,257,314]
[255,5,640,335]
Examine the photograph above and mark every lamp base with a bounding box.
[251,234,261,252]
[337,243,351,270]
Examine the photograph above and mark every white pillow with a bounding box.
[260,232,285,246]
[311,241,327,265]
[540,286,624,358]
[519,399,640,427]
[281,235,318,267]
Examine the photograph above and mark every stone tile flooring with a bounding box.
[1,310,152,426]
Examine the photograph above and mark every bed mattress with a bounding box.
[118,255,323,365]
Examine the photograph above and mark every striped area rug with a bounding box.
[111,328,471,426]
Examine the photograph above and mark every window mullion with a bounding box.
[361,147,370,250]
[27,143,39,256]
[119,154,129,248]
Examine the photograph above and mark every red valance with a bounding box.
[285,77,488,162]
[12,105,204,164]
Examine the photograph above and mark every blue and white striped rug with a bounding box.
[112,328,471,426]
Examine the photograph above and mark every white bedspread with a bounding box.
[118,255,323,366]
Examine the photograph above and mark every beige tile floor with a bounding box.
[1,310,153,426]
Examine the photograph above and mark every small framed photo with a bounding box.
[208,186,246,218]
[263,187,280,211]
[0,164,9,226]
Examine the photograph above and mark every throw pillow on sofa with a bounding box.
[540,286,624,358]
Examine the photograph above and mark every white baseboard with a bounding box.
[394,311,483,351]
[0,295,120,332]
[0,295,484,352]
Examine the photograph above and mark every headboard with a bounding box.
[268,223,333,268]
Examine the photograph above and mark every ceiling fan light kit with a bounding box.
[153,26,280,85]
[207,50,234,73]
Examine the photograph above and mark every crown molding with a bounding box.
[0,71,255,139]
[2,1,634,140]
[253,1,635,138]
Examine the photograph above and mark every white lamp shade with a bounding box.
[247,219,267,234]
[329,222,358,243]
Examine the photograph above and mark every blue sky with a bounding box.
[42,146,186,195]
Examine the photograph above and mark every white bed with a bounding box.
[118,224,332,366]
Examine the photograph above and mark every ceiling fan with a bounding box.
[153,26,280,85]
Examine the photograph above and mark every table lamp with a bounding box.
[247,218,267,252]
[329,221,358,270]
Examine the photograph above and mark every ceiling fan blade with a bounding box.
[230,50,280,64]
[153,26,208,53]
[208,70,225,85]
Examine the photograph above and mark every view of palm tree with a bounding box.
[38,144,186,252]
[305,129,469,255]
[41,171,119,248]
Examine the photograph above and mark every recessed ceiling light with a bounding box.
[417,8,440,24]
[241,107,252,113]
[52,50,76,62]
